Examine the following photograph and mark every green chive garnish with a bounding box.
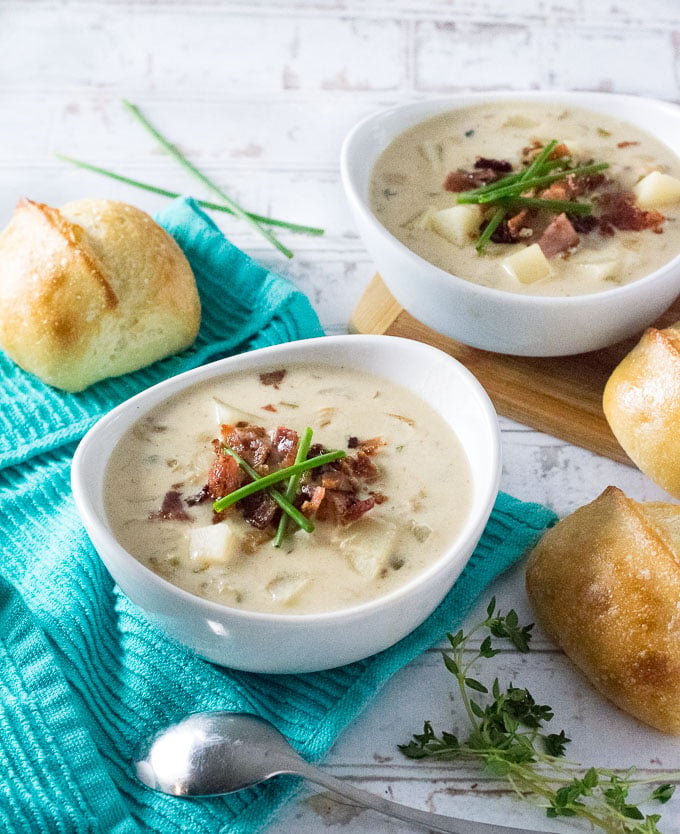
[55,154,324,236]
[122,99,295,259]
[273,426,314,548]
[213,448,345,513]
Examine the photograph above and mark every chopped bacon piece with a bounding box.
[345,451,379,481]
[316,490,376,525]
[474,157,512,173]
[221,424,271,469]
[269,426,299,468]
[537,213,580,258]
[566,171,607,196]
[597,191,665,233]
[443,168,502,192]
[540,180,575,201]
[569,214,598,234]
[300,484,326,517]
[149,490,191,522]
[207,442,243,499]
[617,141,640,148]
[507,209,531,240]
[259,369,286,388]
[238,492,279,529]
[262,404,277,412]
[355,436,386,455]
[347,436,359,449]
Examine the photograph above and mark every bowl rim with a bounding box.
[340,89,680,308]
[71,334,501,626]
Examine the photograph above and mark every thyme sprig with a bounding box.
[400,598,677,834]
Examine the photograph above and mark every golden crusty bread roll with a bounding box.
[0,198,200,392]
[603,324,680,498]
[526,485,680,734]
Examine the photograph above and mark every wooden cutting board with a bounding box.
[349,275,680,466]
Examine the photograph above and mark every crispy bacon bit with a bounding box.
[262,404,277,412]
[269,426,299,468]
[569,214,598,234]
[617,141,640,148]
[300,484,326,516]
[566,171,607,196]
[186,484,212,505]
[238,492,279,530]
[443,168,503,192]
[537,213,580,258]
[488,220,515,244]
[221,424,271,470]
[597,191,665,233]
[507,209,532,240]
[259,369,286,389]
[207,442,243,499]
[540,180,575,201]
[149,490,191,522]
[356,436,387,455]
[347,436,359,449]
[317,492,376,525]
[474,157,513,173]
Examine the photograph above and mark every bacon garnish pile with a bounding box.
[204,424,386,530]
[442,147,667,259]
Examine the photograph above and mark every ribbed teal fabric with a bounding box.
[0,197,558,832]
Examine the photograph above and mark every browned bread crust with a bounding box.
[603,324,680,498]
[0,198,200,391]
[526,485,680,735]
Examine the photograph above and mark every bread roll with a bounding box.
[526,485,680,735]
[603,324,680,498]
[0,198,200,392]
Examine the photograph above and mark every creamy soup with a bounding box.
[370,101,680,296]
[104,364,472,615]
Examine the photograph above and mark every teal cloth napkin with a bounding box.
[0,197,558,833]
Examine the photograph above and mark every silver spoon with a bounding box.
[135,711,548,834]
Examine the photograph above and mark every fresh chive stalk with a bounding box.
[55,154,324,236]
[218,445,314,533]
[475,140,558,253]
[273,426,314,548]
[213,448,345,513]
[471,162,609,204]
[122,99,295,259]
[460,138,609,254]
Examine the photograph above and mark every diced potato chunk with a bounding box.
[267,574,310,605]
[633,171,680,209]
[430,204,483,247]
[575,260,620,283]
[339,518,398,580]
[212,398,259,427]
[189,522,240,567]
[502,244,552,284]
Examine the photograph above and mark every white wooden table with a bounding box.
[2,2,680,831]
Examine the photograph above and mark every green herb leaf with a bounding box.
[400,599,679,834]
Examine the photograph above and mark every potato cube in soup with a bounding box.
[266,574,310,605]
[634,171,680,209]
[189,523,240,566]
[430,205,483,247]
[340,518,398,579]
[574,259,620,283]
[502,244,551,284]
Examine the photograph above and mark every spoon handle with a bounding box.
[292,759,546,834]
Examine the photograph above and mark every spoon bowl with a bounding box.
[135,710,548,834]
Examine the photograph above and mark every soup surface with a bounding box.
[105,364,472,615]
[370,101,680,296]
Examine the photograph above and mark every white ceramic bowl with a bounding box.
[341,91,680,357]
[71,335,501,674]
